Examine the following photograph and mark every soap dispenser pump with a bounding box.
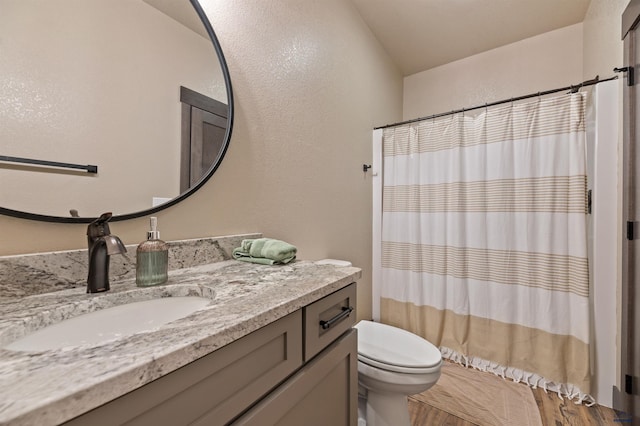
[136,217,169,287]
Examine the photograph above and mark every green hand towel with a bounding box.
[232,238,297,265]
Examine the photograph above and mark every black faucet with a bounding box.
[87,212,127,293]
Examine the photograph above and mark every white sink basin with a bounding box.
[5,297,211,352]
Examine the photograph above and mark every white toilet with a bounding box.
[355,320,442,426]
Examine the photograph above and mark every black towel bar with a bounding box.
[0,155,97,173]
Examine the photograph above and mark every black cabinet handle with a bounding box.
[319,306,354,330]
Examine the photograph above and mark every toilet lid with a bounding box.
[355,320,442,370]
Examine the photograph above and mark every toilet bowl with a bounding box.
[355,320,442,426]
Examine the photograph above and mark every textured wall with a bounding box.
[403,23,584,120]
[583,0,628,79]
[0,0,403,320]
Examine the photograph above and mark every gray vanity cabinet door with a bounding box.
[233,329,358,426]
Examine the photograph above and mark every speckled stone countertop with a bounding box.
[0,239,361,425]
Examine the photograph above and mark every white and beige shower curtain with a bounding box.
[380,92,592,403]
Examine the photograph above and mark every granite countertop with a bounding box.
[0,259,362,426]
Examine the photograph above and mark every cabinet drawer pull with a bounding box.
[319,306,354,330]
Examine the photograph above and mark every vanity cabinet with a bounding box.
[64,283,357,426]
[236,329,357,425]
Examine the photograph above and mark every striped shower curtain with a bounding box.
[380,92,592,403]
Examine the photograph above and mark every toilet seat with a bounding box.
[358,353,442,374]
[355,320,442,374]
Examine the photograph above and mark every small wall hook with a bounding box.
[363,164,372,172]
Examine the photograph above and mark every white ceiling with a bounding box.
[350,0,591,76]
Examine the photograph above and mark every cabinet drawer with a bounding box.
[65,310,303,426]
[303,283,356,361]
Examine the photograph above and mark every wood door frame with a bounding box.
[620,0,640,421]
[180,86,229,192]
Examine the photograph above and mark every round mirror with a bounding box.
[0,0,233,223]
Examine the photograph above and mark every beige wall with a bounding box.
[4,0,627,327]
[0,0,403,321]
[583,0,628,79]
[403,23,583,120]
[0,0,224,217]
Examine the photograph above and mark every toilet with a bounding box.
[355,320,442,426]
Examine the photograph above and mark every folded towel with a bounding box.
[232,238,297,265]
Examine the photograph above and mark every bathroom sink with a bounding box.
[4,297,211,352]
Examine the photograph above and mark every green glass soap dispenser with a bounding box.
[136,217,168,287]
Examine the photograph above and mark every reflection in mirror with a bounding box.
[0,0,232,222]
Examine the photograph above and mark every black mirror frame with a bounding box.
[0,0,233,224]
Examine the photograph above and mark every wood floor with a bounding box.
[408,375,623,426]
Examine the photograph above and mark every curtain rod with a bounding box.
[374,75,619,130]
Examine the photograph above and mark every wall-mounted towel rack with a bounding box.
[0,155,98,174]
